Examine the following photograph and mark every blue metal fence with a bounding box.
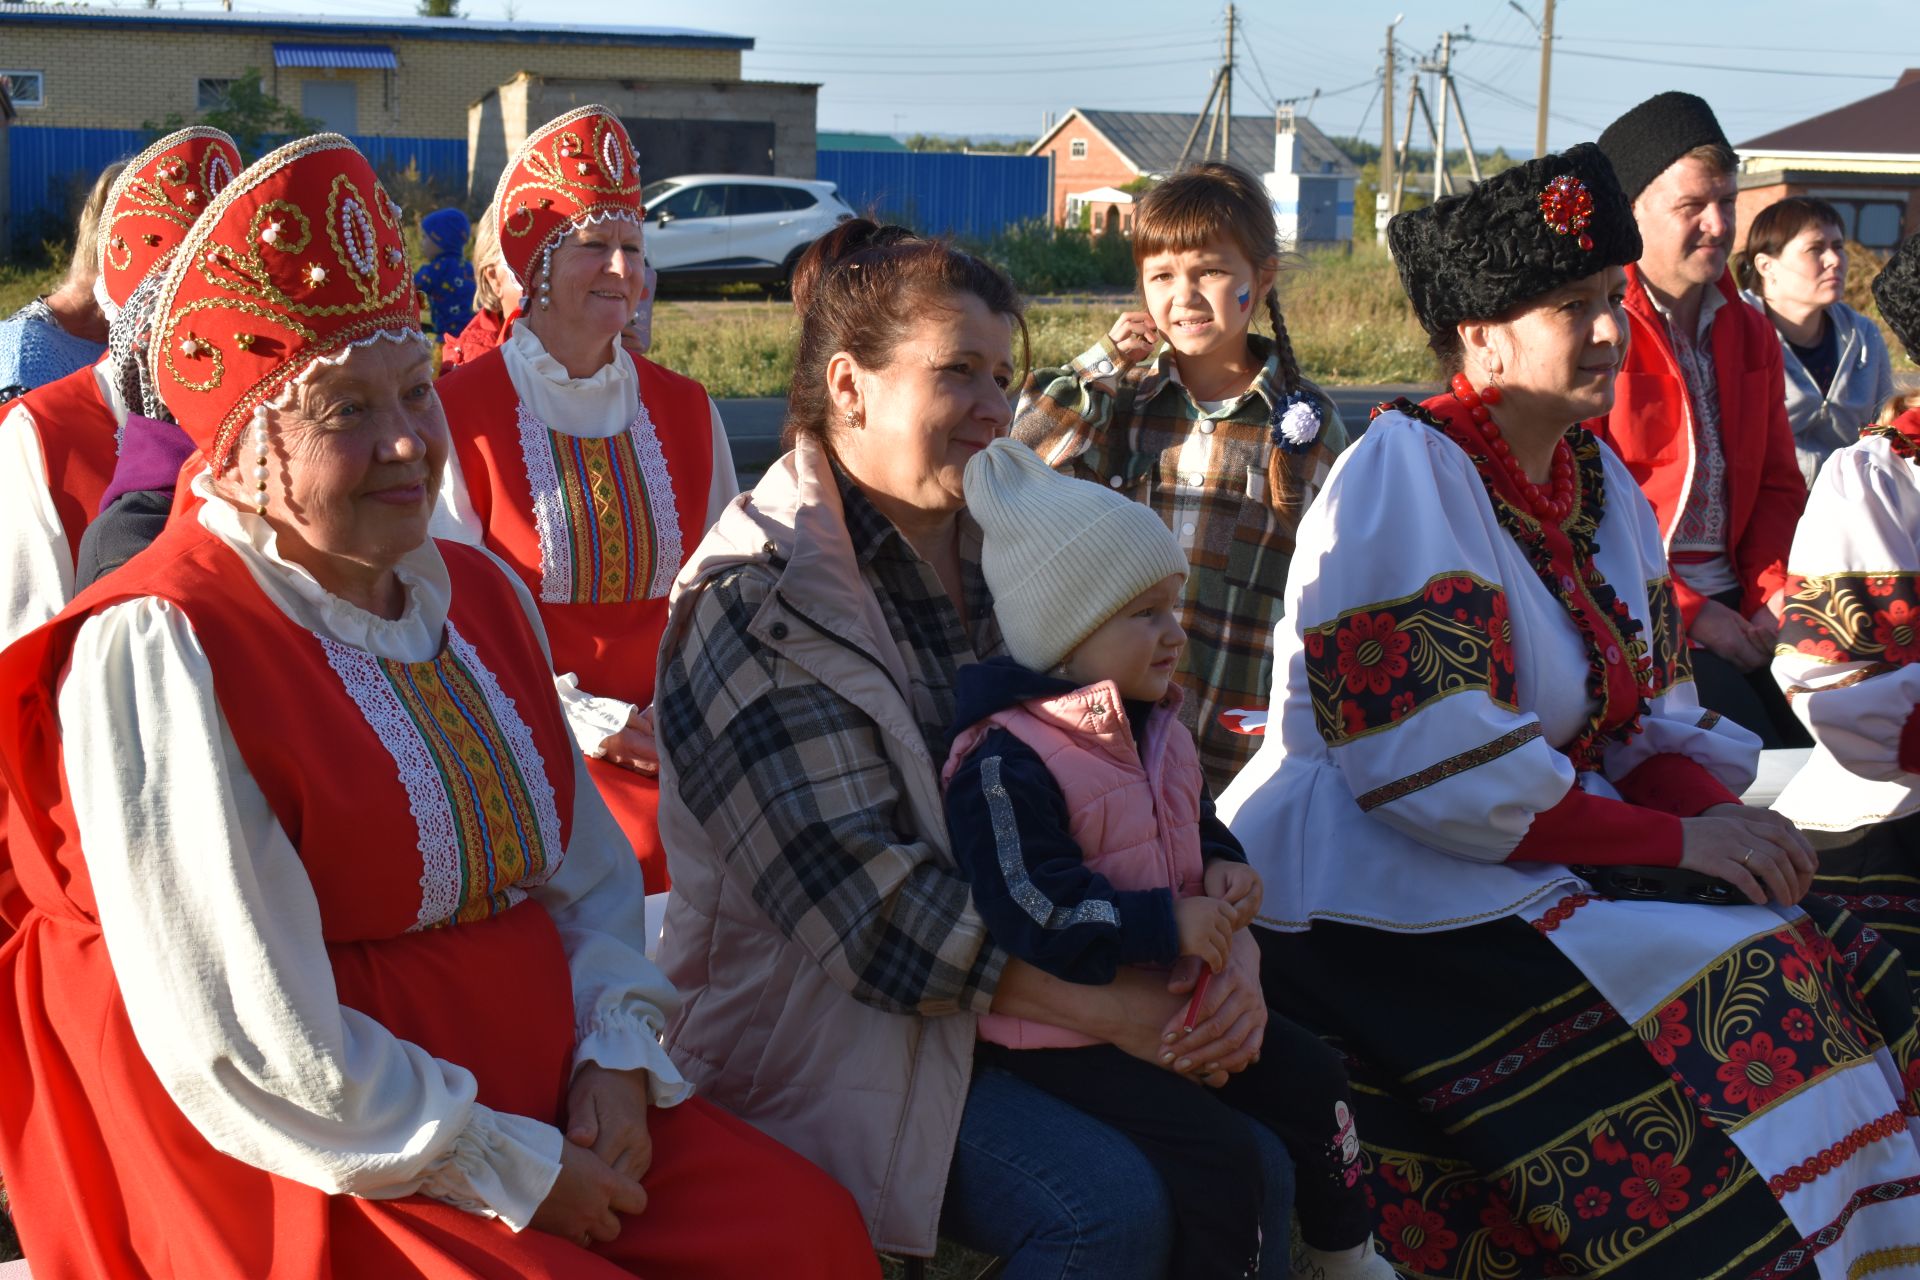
[816,149,1049,243]
[8,126,466,247]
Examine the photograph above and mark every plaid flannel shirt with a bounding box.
[655,470,1008,1017]
[1013,332,1347,791]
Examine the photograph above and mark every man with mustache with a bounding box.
[1591,92,1810,747]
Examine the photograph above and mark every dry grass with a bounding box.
[9,238,1907,399]
[649,241,1437,399]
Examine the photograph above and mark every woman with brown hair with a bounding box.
[1736,195,1895,484]
[655,218,1298,1276]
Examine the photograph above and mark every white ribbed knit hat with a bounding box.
[965,439,1189,672]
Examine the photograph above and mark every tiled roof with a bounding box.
[1738,72,1920,158]
[1047,109,1358,178]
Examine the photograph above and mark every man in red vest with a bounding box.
[1593,92,1809,747]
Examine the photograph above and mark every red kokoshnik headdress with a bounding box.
[148,133,420,467]
[491,105,643,297]
[97,127,243,319]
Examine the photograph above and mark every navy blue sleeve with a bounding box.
[1199,784,1247,866]
[945,728,1177,984]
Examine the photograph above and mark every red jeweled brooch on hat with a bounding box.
[1539,174,1595,252]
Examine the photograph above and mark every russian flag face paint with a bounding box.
[1237,285,1251,312]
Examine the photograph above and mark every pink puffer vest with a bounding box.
[941,680,1207,1049]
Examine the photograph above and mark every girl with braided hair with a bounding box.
[1014,162,1345,793]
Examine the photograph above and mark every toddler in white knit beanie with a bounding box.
[963,438,1190,679]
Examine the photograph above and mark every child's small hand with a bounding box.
[1203,860,1263,930]
[1107,311,1160,365]
[1174,896,1237,973]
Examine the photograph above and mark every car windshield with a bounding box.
[640,180,680,206]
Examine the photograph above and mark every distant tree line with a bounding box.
[904,134,1034,154]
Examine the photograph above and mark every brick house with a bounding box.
[1735,70,1920,253]
[1029,107,1357,244]
[0,5,798,237]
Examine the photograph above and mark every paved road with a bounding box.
[718,384,1426,482]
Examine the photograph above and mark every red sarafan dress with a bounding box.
[437,344,713,893]
[0,513,873,1278]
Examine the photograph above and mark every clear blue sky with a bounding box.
[126,0,1920,152]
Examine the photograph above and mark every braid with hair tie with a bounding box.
[1263,286,1303,398]
[1264,283,1321,513]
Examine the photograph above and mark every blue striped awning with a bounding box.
[273,43,397,70]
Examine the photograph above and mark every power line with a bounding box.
[750,56,1218,77]
[1238,19,1282,111]
[1553,34,1920,58]
[752,37,1221,62]
[1470,38,1895,80]
[1452,70,1602,131]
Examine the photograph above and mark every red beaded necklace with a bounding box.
[1448,372,1576,522]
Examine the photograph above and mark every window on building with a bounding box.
[1815,195,1907,250]
[1,71,44,109]
[1070,139,1087,160]
[196,78,236,111]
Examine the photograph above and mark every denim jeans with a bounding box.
[941,1063,1298,1280]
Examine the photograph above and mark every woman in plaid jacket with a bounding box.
[653,221,1294,1274]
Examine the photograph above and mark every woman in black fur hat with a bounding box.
[1219,145,1920,1277]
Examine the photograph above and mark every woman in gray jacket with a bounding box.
[1737,195,1894,485]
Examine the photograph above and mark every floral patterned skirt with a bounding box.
[1809,811,1920,994]
[1256,903,1920,1279]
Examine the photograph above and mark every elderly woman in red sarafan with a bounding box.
[434,106,737,896]
[0,134,873,1279]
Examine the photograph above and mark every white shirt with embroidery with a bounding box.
[1770,432,1920,830]
[1648,287,1740,599]
[434,324,738,754]
[63,478,691,1231]
[0,361,129,648]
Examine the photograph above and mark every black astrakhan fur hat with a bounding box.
[1598,91,1731,204]
[1387,143,1642,340]
[1872,233,1920,364]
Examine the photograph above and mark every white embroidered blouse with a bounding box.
[1770,429,1920,830]
[63,476,691,1231]
[1218,408,1759,932]
[436,324,738,754]
[0,362,129,649]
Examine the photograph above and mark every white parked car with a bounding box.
[640,175,855,289]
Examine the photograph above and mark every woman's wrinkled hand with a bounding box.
[1681,803,1817,905]
[1162,932,1268,1087]
[596,706,657,777]
[530,1139,647,1248]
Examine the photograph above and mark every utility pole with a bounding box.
[1177,4,1237,171]
[1535,0,1555,157]
[1378,14,1400,241]
[1392,74,1419,214]
[1221,4,1234,163]
[1417,29,1477,198]
[1431,32,1451,200]
[1178,67,1224,171]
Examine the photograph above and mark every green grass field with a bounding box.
[13,238,1901,398]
